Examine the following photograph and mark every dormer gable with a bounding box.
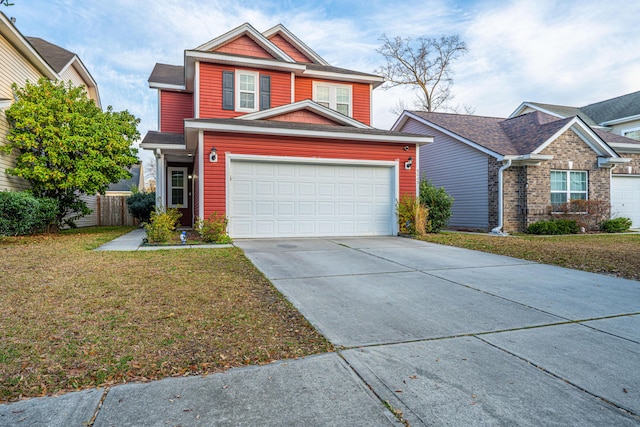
[195,22,294,62]
[262,24,329,65]
[236,100,371,128]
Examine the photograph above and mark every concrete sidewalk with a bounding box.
[93,228,233,251]
[2,236,639,426]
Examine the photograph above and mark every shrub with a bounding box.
[0,191,58,236]
[599,217,632,233]
[196,212,232,244]
[526,219,579,235]
[551,199,608,231]
[419,179,453,232]
[396,194,431,236]
[144,207,182,243]
[127,191,156,224]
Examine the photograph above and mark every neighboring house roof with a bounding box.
[26,37,74,72]
[106,164,143,192]
[510,90,640,127]
[581,90,640,125]
[399,110,623,160]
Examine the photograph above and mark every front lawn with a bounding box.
[0,227,331,402]
[418,232,640,281]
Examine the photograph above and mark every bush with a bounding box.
[526,219,579,235]
[419,179,453,232]
[127,191,156,224]
[195,212,232,244]
[551,199,608,231]
[0,191,58,236]
[396,193,431,236]
[599,217,632,233]
[144,207,182,243]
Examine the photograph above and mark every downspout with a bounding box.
[491,159,512,236]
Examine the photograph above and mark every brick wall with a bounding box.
[613,152,640,175]
[495,129,613,232]
[488,157,500,230]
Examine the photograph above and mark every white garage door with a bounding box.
[611,175,640,228]
[229,160,395,238]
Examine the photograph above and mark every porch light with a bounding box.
[405,157,413,170]
[209,147,218,163]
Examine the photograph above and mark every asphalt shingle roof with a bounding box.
[410,111,576,156]
[26,37,75,73]
[107,164,141,192]
[148,63,185,87]
[141,131,185,146]
[581,90,640,124]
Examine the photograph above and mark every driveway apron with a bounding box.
[236,236,640,426]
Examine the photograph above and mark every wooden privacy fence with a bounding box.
[96,195,138,226]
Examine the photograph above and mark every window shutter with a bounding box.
[259,74,271,110]
[222,71,234,110]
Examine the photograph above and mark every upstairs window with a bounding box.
[237,71,258,112]
[551,170,587,209]
[222,70,270,112]
[313,82,352,116]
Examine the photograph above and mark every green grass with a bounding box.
[0,227,331,402]
[418,232,640,280]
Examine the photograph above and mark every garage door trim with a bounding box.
[226,153,400,237]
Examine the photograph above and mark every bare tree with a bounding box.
[376,34,468,113]
[1,1,15,6]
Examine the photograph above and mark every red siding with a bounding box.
[214,35,274,59]
[266,110,342,125]
[202,133,417,217]
[268,34,312,63]
[294,77,371,125]
[199,63,291,118]
[160,91,193,133]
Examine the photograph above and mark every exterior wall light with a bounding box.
[405,156,413,170]
[209,147,218,163]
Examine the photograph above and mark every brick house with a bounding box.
[393,110,638,233]
[141,23,430,238]
[510,93,640,228]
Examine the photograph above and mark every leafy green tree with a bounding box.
[1,78,140,228]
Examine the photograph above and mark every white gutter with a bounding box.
[491,159,512,236]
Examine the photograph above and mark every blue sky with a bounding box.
[5,0,640,166]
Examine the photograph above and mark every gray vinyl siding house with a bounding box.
[402,117,489,230]
[394,110,638,233]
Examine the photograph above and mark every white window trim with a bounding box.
[235,70,259,113]
[550,170,588,212]
[312,82,352,117]
[167,166,188,208]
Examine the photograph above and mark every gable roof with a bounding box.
[262,24,329,65]
[236,99,372,128]
[195,22,294,63]
[510,90,640,127]
[26,36,100,106]
[152,22,383,92]
[581,90,640,125]
[26,37,75,72]
[397,110,621,159]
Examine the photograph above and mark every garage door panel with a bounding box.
[229,160,394,238]
[611,176,640,228]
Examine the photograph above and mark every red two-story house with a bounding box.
[141,23,431,238]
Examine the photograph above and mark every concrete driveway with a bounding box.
[237,236,640,426]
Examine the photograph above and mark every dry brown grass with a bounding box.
[418,232,640,281]
[0,227,331,402]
